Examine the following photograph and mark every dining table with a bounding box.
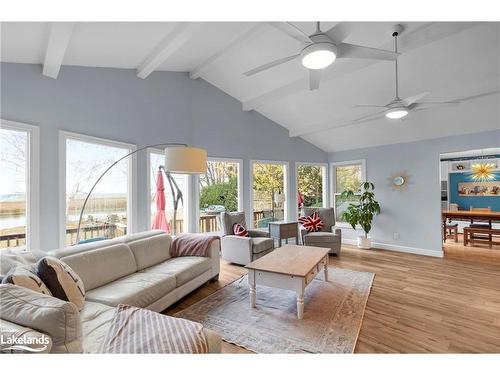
[441,210,500,226]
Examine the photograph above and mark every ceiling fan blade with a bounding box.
[269,22,312,44]
[351,110,387,123]
[453,89,500,102]
[324,22,355,44]
[337,43,399,61]
[401,91,431,106]
[309,70,322,90]
[244,54,300,76]
[353,104,387,108]
[326,111,388,130]
[417,101,460,105]
[409,102,460,112]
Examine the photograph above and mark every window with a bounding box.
[0,120,39,250]
[296,163,327,216]
[331,160,366,224]
[149,149,189,234]
[61,132,135,246]
[198,159,242,233]
[251,161,288,229]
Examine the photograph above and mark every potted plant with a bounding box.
[340,182,381,249]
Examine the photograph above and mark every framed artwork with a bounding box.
[458,181,500,196]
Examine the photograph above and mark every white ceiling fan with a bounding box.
[244,22,399,90]
[351,25,462,122]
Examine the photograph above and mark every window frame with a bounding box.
[0,119,40,251]
[59,131,137,247]
[330,159,366,227]
[249,159,289,229]
[194,157,243,233]
[146,147,191,233]
[295,162,329,213]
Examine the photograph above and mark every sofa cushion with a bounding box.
[0,249,45,278]
[60,244,137,291]
[126,233,172,270]
[251,237,274,254]
[0,283,82,353]
[141,257,212,287]
[79,301,116,353]
[118,230,166,243]
[48,238,122,259]
[85,272,176,308]
[304,232,341,243]
[2,265,53,296]
[36,257,86,311]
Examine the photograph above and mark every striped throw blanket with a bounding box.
[98,304,208,354]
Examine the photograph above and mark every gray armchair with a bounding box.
[218,212,274,265]
[300,207,342,255]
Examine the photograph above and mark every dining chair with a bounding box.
[469,207,492,242]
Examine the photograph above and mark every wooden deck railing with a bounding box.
[1,210,285,248]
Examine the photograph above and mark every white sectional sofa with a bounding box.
[0,230,222,353]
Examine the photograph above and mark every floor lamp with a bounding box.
[75,143,207,245]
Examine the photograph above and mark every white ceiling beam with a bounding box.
[137,23,202,79]
[42,22,75,79]
[189,23,266,80]
[243,22,479,112]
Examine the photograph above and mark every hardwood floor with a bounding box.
[165,243,500,353]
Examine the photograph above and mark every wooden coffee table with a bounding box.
[245,245,330,319]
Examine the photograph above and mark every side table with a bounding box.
[268,221,299,247]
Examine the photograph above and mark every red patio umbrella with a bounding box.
[297,191,304,208]
[152,169,171,233]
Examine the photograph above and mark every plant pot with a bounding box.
[357,236,372,249]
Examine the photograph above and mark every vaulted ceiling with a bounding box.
[2,22,499,152]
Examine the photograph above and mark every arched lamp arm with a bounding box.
[75,142,187,244]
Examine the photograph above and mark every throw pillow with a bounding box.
[36,257,85,311]
[233,223,249,237]
[2,265,53,296]
[299,211,324,233]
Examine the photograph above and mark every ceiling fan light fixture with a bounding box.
[301,43,337,70]
[385,107,409,119]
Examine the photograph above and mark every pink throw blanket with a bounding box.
[170,233,219,257]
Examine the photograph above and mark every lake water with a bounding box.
[0,211,127,230]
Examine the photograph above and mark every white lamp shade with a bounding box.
[164,146,207,174]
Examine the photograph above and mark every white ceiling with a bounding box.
[2,22,499,152]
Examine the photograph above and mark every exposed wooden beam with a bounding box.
[42,22,75,79]
[137,23,202,79]
[190,23,266,80]
[243,22,479,112]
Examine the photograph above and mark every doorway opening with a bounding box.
[439,148,500,260]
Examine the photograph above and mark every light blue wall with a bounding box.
[1,62,327,250]
[328,130,500,254]
[449,172,500,210]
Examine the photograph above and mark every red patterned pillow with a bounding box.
[299,212,324,233]
[233,223,249,237]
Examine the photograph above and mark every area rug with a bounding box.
[175,267,374,353]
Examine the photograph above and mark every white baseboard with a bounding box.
[342,238,443,258]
